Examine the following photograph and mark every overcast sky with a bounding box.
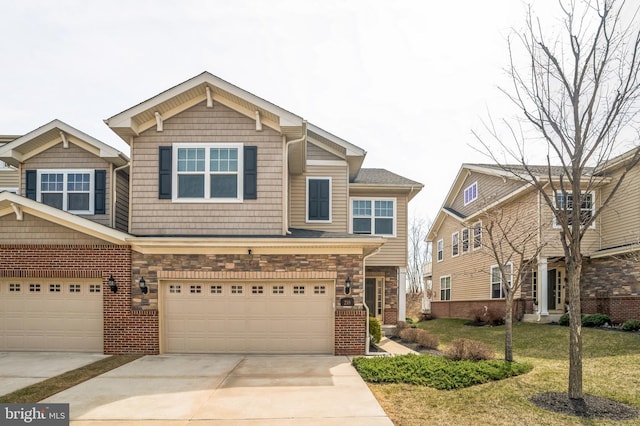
[1,0,570,223]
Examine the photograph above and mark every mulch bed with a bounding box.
[530,392,640,420]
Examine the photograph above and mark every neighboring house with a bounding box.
[0,72,422,355]
[427,157,640,323]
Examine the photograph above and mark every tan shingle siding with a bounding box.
[0,213,111,244]
[129,101,284,236]
[451,172,524,217]
[599,166,640,249]
[0,170,18,188]
[115,170,129,232]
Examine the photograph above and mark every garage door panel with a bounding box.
[164,281,334,354]
[0,280,103,352]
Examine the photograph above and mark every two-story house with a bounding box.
[0,72,422,355]
[427,156,640,324]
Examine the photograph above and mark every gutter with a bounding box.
[283,120,307,235]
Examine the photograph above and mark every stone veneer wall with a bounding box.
[0,244,158,354]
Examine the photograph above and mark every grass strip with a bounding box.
[0,354,142,403]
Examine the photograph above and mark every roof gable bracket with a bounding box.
[11,203,23,221]
[154,112,163,132]
[60,131,69,149]
[255,110,262,131]
[206,86,213,108]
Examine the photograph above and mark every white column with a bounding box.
[539,257,549,316]
[398,267,407,322]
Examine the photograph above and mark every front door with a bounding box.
[547,268,565,312]
[365,277,384,320]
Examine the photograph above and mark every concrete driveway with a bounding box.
[0,352,107,396]
[42,354,393,425]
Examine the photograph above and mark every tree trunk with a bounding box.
[567,260,583,399]
[505,294,514,362]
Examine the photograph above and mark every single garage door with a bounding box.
[0,279,103,352]
[163,281,334,354]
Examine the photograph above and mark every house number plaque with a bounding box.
[340,297,354,307]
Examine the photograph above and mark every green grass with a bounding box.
[353,354,532,389]
[366,319,640,426]
[0,355,142,403]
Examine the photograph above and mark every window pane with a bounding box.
[41,173,64,191]
[210,148,238,172]
[352,200,371,216]
[68,193,89,211]
[374,200,393,217]
[375,218,393,235]
[177,148,205,172]
[353,218,371,234]
[178,175,205,197]
[42,193,63,209]
[210,174,237,198]
[67,173,90,191]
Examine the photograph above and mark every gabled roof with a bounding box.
[105,71,306,141]
[0,191,130,244]
[0,120,128,168]
[350,168,423,201]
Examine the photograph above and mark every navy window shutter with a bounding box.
[25,170,37,200]
[94,170,106,214]
[308,179,330,221]
[243,146,257,199]
[159,146,172,199]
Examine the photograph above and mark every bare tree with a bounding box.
[407,216,429,293]
[476,0,640,399]
[481,201,547,362]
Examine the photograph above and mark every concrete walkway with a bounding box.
[0,352,107,396]
[374,337,417,355]
[42,354,393,425]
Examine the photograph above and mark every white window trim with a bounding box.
[472,220,482,250]
[306,176,332,223]
[171,143,244,203]
[436,239,444,262]
[464,181,478,205]
[553,191,596,229]
[0,187,18,194]
[452,231,459,257]
[440,275,451,301]
[36,169,94,214]
[349,197,397,237]
[490,263,512,300]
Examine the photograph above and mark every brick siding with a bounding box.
[335,309,366,355]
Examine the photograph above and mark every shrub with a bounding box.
[369,316,382,344]
[559,312,570,326]
[486,306,506,326]
[444,338,494,361]
[582,313,610,328]
[621,319,640,332]
[352,354,532,390]
[470,306,487,323]
[415,329,440,349]
[395,321,409,332]
[399,327,420,343]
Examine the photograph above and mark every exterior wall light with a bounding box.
[139,277,148,294]
[345,277,351,295]
[108,275,118,293]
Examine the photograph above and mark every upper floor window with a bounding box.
[461,228,470,253]
[173,144,242,201]
[35,169,98,214]
[307,177,331,222]
[490,263,512,299]
[436,239,444,262]
[473,221,482,250]
[555,192,595,228]
[464,182,478,205]
[351,198,395,236]
[452,232,459,257]
[440,275,451,300]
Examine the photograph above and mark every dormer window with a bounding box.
[464,182,478,205]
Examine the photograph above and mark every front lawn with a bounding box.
[365,319,640,426]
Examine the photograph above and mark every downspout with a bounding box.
[112,162,130,229]
[283,120,307,235]
[363,246,382,355]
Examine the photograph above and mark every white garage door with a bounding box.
[163,281,334,354]
[0,279,103,352]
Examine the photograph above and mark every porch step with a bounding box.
[381,325,397,337]
[522,313,563,324]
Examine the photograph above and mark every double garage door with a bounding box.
[163,281,334,354]
[0,279,103,352]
